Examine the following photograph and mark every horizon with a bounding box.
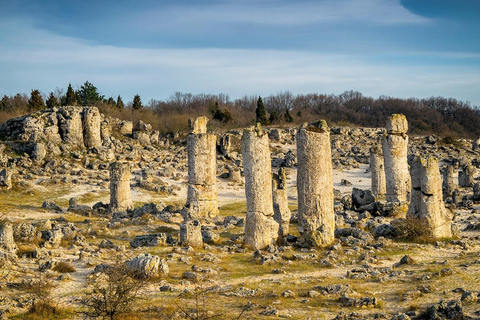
[1,0,479,106]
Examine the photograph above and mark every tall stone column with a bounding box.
[273,168,291,238]
[382,114,411,217]
[458,164,475,187]
[82,107,102,148]
[242,125,279,250]
[441,165,456,199]
[184,117,218,220]
[57,106,84,145]
[109,162,133,214]
[407,156,453,239]
[296,120,334,247]
[369,145,386,198]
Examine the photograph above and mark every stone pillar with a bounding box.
[57,106,84,145]
[0,223,17,256]
[82,107,102,148]
[296,120,334,247]
[369,145,386,198]
[184,117,218,220]
[273,168,291,238]
[407,156,453,239]
[109,162,133,214]
[382,114,411,216]
[474,183,480,202]
[473,137,480,151]
[0,166,13,190]
[242,125,279,250]
[180,220,203,248]
[458,164,475,187]
[442,166,456,199]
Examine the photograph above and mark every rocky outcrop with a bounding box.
[125,253,169,278]
[184,117,218,220]
[242,125,279,250]
[407,156,453,239]
[82,107,102,148]
[296,120,334,247]
[109,162,133,214]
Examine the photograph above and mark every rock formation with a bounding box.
[242,125,279,249]
[272,168,291,238]
[57,106,84,145]
[184,117,218,220]
[296,120,334,247]
[407,156,453,239]
[109,162,133,214]
[180,220,203,248]
[382,114,411,217]
[474,183,480,202]
[458,164,475,188]
[473,137,480,151]
[82,107,102,148]
[441,166,456,199]
[369,145,386,198]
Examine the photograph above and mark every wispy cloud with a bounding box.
[0,16,478,105]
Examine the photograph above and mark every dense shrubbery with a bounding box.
[1,85,479,138]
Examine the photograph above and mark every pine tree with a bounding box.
[65,83,77,106]
[27,89,45,111]
[116,95,125,109]
[132,94,142,110]
[107,97,116,108]
[284,108,294,123]
[46,92,58,108]
[255,96,268,125]
[77,81,104,106]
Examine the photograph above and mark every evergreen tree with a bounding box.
[46,92,58,108]
[27,89,45,111]
[65,83,77,106]
[107,97,116,108]
[117,95,125,109]
[0,95,7,111]
[132,94,142,110]
[255,96,268,125]
[77,81,104,106]
[284,108,294,123]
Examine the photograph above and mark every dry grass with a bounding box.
[52,261,77,273]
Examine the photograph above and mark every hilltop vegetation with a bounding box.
[1,82,479,138]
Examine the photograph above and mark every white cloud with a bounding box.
[0,17,478,105]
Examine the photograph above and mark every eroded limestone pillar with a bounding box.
[184,117,218,220]
[458,164,475,188]
[180,220,203,248]
[382,114,411,217]
[369,145,386,198]
[407,156,453,239]
[109,162,133,214]
[242,125,279,249]
[273,168,291,238]
[296,120,334,247]
[442,166,456,199]
[57,106,84,145]
[82,107,102,148]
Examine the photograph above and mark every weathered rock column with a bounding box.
[296,120,334,247]
[473,137,480,151]
[442,166,456,199]
[109,162,133,214]
[184,117,218,220]
[82,107,102,148]
[242,125,279,249]
[458,164,475,187]
[57,106,84,145]
[273,168,291,238]
[407,156,453,239]
[474,183,480,201]
[180,220,203,248]
[382,114,411,217]
[369,145,386,198]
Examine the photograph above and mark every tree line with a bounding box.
[1,82,479,138]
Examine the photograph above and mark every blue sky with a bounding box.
[0,0,479,105]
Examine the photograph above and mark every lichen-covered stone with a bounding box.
[407,156,453,239]
[109,162,133,214]
[82,107,102,148]
[185,117,218,219]
[242,125,279,249]
[296,120,334,247]
[369,145,386,198]
[458,164,475,187]
[180,220,203,248]
[273,168,291,238]
[125,253,168,278]
[382,114,411,206]
[442,166,456,199]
